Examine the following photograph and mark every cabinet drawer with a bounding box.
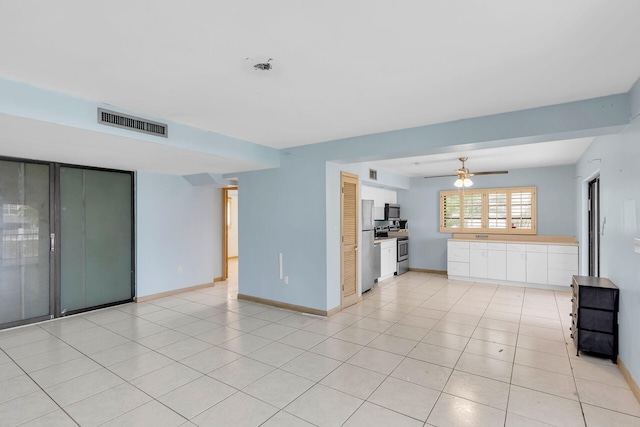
[470,242,488,250]
[578,308,615,333]
[448,261,470,277]
[448,241,470,250]
[580,287,618,310]
[578,330,614,356]
[448,248,470,263]
[526,244,547,253]
[507,243,526,252]
[380,239,396,250]
[548,245,578,255]
[487,242,506,251]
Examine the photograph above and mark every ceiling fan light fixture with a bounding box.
[454,177,473,188]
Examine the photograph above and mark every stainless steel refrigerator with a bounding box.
[361,199,380,292]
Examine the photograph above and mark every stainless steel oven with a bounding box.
[396,236,409,275]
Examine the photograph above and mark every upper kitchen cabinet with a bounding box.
[361,185,376,202]
[361,185,397,220]
[383,189,397,205]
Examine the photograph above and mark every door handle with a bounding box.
[50,233,55,252]
[354,246,358,251]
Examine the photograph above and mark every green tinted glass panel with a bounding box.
[60,168,132,312]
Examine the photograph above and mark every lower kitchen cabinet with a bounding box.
[548,245,579,286]
[571,275,619,362]
[447,240,470,278]
[448,239,578,288]
[506,244,526,282]
[469,242,488,278]
[487,243,507,280]
[379,239,397,279]
[526,245,547,285]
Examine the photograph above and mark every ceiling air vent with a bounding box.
[98,108,168,137]
[369,169,378,181]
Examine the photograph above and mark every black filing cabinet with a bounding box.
[570,275,619,363]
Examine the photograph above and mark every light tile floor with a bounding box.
[1,262,639,426]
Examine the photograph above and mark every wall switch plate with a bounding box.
[634,237,640,254]
[284,276,289,284]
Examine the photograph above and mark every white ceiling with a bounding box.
[1,1,639,174]
[369,137,595,178]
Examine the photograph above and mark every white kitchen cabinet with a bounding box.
[361,185,375,202]
[469,242,488,278]
[448,261,470,277]
[449,239,577,288]
[447,241,470,277]
[487,243,507,280]
[506,244,526,282]
[374,206,385,221]
[383,189,397,204]
[526,244,547,284]
[547,245,578,286]
[362,185,397,220]
[448,241,469,262]
[379,239,397,279]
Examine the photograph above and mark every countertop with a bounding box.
[448,237,578,246]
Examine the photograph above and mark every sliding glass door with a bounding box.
[0,160,52,327]
[59,167,133,314]
[0,157,134,329]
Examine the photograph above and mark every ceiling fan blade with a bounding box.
[468,171,509,176]
[423,174,458,179]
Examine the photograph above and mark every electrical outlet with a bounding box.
[284,276,289,284]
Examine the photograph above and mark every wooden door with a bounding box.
[341,172,359,309]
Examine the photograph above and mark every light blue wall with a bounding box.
[400,165,577,271]
[237,151,328,310]
[136,172,221,297]
[575,91,640,387]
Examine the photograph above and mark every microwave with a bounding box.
[384,203,400,221]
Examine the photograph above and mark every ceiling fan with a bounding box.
[424,157,508,187]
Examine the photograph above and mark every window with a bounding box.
[463,192,482,229]
[440,186,536,234]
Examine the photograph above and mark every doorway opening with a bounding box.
[222,186,238,282]
[588,176,600,277]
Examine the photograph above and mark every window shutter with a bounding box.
[441,192,461,230]
[463,192,483,229]
[509,188,535,232]
[487,190,508,231]
[440,186,536,235]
